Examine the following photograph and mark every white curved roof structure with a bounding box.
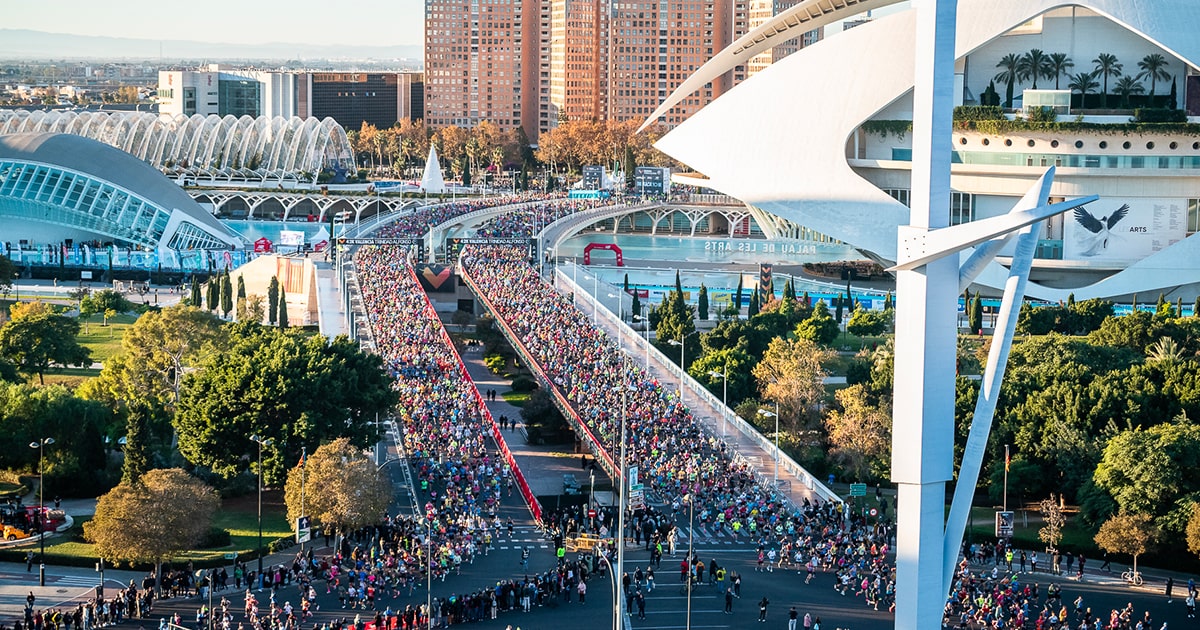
[652,0,1200,300]
[0,110,356,183]
[0,133,241,250]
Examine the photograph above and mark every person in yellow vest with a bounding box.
[556,546,566,566]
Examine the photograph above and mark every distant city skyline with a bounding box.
[6,0,424,49]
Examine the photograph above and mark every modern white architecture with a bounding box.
[650,0,1200,301]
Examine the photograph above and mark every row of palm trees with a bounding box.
[993,49,1173,109]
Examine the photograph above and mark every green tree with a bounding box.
[834,293,845,323]
[174,323,398,485]
[206,278,218,312]
[697,284,709,321]
[824,384,891,481]
[220,272,233,318]
[883,291,893,311]
[1186,503,1200,559]
[278,287,289,328]
[461,154,472,186]
[1114,75,1145,109]
[283,438,390,535]
[631,290,642,324]
[267,276,280,325]
[189,278,201,307]
[122,401,153,484]
[1093,53,1123,108]
[970,293,984,333]
[236,275,247,316]
[846,306,890,337]
[83,305,223,410]
[1018,49,1053,89]
[688,344,756,407]
[994,53,1021,108]
[747,290,760,318]
[85,468,218,571]
[1094,512,1158,578]
[0,255,14,293]
[795,300,839,346]
[752,335,834,431]
[1093,420,1200,529]
[1136,53,1171,99]
[0,308,91,384]
[1068,71,1099,106]
[1048,52,1073,89]
[0,382,119,492]
[1039,494,1067,552]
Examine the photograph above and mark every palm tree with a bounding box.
[1067,71,1099,108]
[1018,49,1053,89]
[1114,75,1145,109]
[1136,53,1171,101]
[993,53,1021,108]
[1048,53,1074,89]
[1092,53,1123,108]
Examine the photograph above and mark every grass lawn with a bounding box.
[12,491,291,567]
[76,313,139,363]
[39,367,102,387]
[501,391,530,407]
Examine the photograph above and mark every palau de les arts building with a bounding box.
[653,0,1200,302]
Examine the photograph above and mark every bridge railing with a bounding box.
[459,262,621,486]
[558,264,843,508]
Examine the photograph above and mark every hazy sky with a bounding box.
[7,0,425,47]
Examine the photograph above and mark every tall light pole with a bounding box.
[425,502,435,630]
[684,492,696,630]
[615,356,635,630]
[708,369,729,439]
[593,271,599,324]
[250,434,272,590]
[667,330,700,400]
[29,437,54,587]
[758,405,780,485]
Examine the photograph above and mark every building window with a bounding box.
[882,188,910,207]
[950,192,975,225]
[1188,199,1200,234]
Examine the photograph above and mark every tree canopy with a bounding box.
[85,468,219,565]
[283,438,391,535]
[174,323,398,485]
[752,336,833,432]
[0,303,91,384]
[1093,419,1200,532]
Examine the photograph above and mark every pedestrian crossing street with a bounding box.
[0,572,106,588]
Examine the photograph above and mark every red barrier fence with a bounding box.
[405,266,544,524]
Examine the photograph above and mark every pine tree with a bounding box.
[189,277,201,307]
[883,291,893,311]
[220,272,233,318]
[206,277,218,311]
[1176,297,1184,319]
[268,276,280,325]
[675,270,684,296]
[1156,292,1167,315]
[631,291,642,324]
[236,275,247,319]
[970,293,984,333]
[461,156,472,187]
[1132,293,1138,312]
[697,284,709,320]
[835,293,845,322]
[1067,293,1076,309]
[734,275,744,311]
[748,290,760,317]
[783,279,795,302]
[1193,295,1200,318]
[122,402,152,485]
[278,287,289,328]
[802,291,811,307]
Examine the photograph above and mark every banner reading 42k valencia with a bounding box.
[1062,197,1187,264]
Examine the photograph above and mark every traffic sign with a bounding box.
[850,483,868,497]
[869,508,878,517]
[588,509,597,519]
[296,515,311,544]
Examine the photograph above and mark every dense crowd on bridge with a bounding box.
[373,194,562,239]
[458,245,897,613]
[473,198,611,238]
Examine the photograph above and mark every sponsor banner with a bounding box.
[1063,197,1186,263]
[279,230,305,247]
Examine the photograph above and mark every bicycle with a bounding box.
[1121,569,1144,586]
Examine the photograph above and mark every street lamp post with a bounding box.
[685,493,695,630]
[593,271,599,324]
[613,356,636,630]
[667,330,700,400]
[708,370,729,439]
[758,405,780,485]
[29,437,54,587]
[250,434,272,591]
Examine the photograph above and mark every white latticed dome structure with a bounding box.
[0,110,356,183]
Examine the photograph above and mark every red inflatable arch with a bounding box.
[583,243,624,266]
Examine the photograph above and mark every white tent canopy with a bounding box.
[420,145,446,194]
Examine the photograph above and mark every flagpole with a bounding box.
[300,446,307,555]
[1003,444,1009,513]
